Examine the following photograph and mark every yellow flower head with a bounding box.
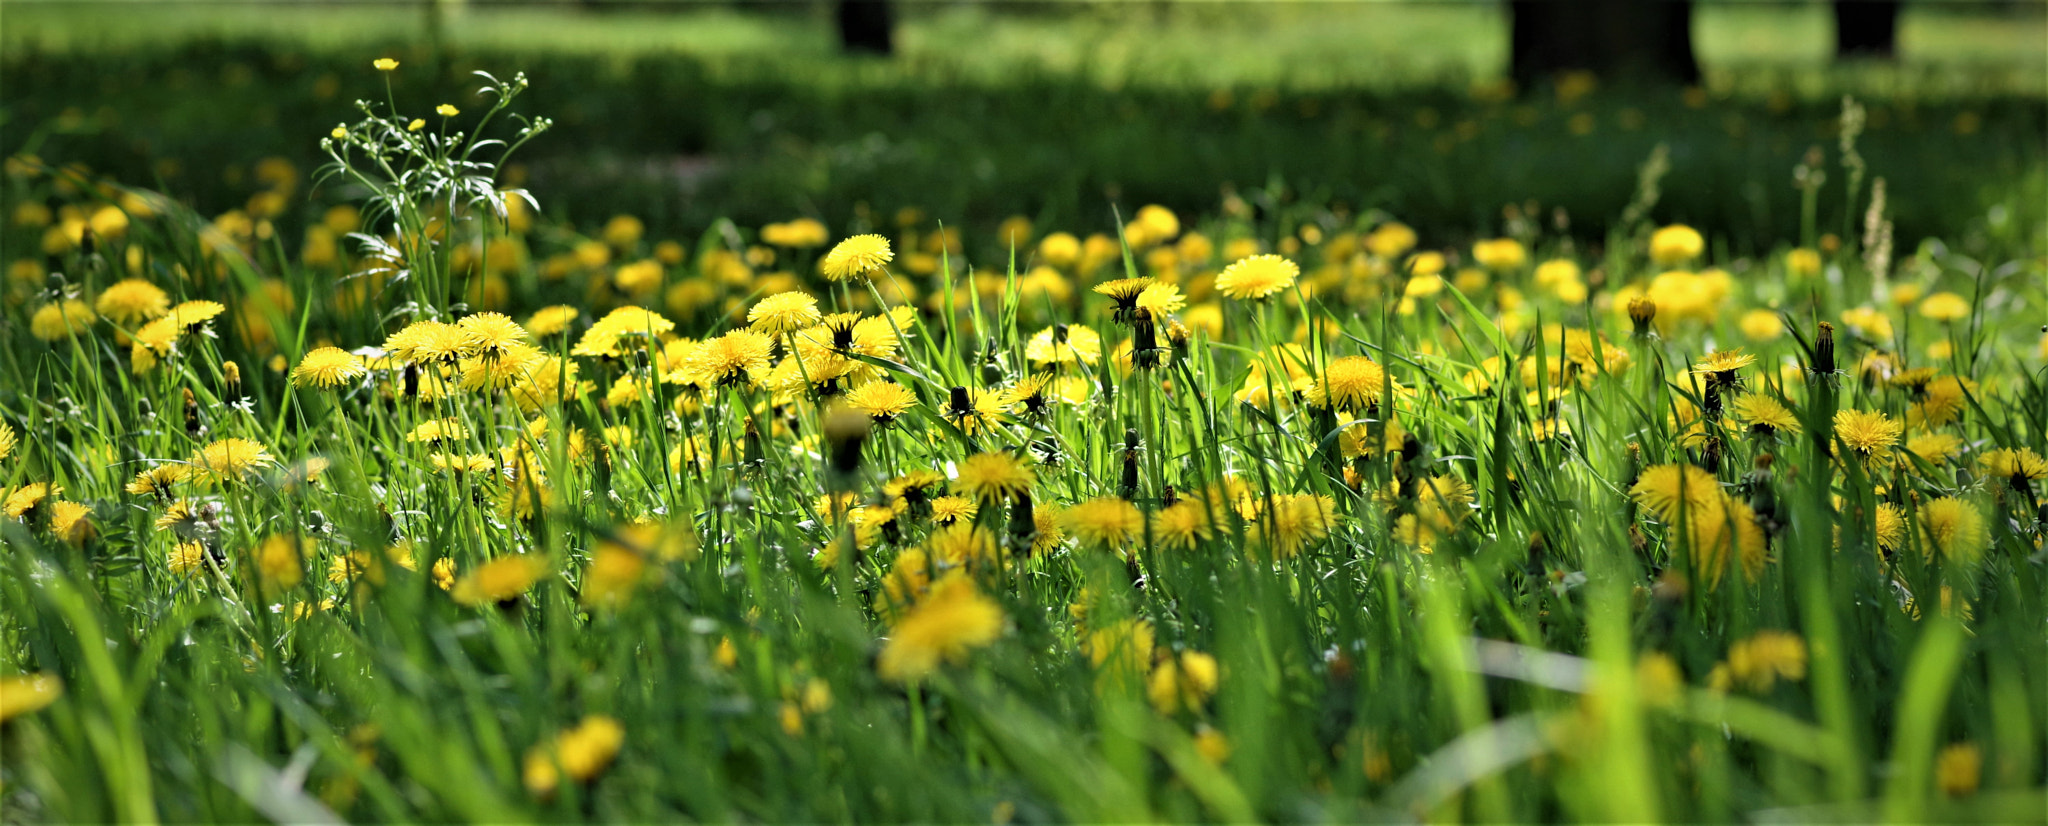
[748,292,823,336]
[292,347,367,388]
[1059,497,1145,552]
[820,234,893,282]
[1649,224,1705,266]
[955,451,1035,503]
[877,574,1004,683]
[453,555,549,607]
[1215,254,1299,300]
[373,58,399,71]
[436,104,459,117]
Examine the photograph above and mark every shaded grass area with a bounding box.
[3,2,2044,254]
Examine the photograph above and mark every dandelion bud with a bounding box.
[1811,322,1837,375]
[222,360,242,395]
[1627,296,1657,339]
[1132,310,1162,370]
[1119,428,1141,501]
[402,362,420,398]
[183,389,202,437]
[1007,491,1037,553]
[947,386,971,417]
[743,419,764,469]
[78,228,97,258]
[822,404,871,482]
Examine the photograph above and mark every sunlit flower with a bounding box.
[845,380,918,425]
[1729,393,1800,437]
[748,292,823,336]
[191,438,275,483]
[291,347,367,388]
[1060,497,1145,552]
[1025,324,1103,367]
[1215,254,1298,300]
[95,279,170,324]
[1917,292,1971,323]
[1833,409,1902,465]
[1917,497,1988,564]
[955,452,1035,503]
[877,574,1003,682]
[1305,356,1388,412]
[523,715,625,798]
[452,555,549,606]
[1649,224,1704,266]
[820,234,893,282]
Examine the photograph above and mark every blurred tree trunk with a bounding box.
[1509,0,1699,87]
[1834,0,1901,58]
[837,0,895,55]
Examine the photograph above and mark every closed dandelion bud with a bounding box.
[223,360,242,395]
[1811,322,1836,375]
[981,338,1004,386]
[822,404,870,481]
[1007,491,1037,552]
[1132,310,1162,370]
[947,386,972,418]
[183,389,202,437]
[78,227,96,258]
[1627,296,1657,339]
[403,361,420,398]
[1119,428,1141,501]
[743,419,764,469]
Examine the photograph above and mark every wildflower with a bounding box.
[1148,651,1221,714]
[1917,497,1988,565]
[436,103,459,117]
[930,496,978,526]
[820,234,893,282]
[50,501,94,546]
[1833,409,1902,465]
[1247,493,1337,559]
[407,119,425,132]
[1730,393,1800,438]
[1649,224,1704,266]
[1787,248,1822,277]
[1471,238,1527,272]
[1692,349,1755,391]
[1905,432,1963,466]
[457,312,529,359]
[1060,497,1145,552]
[405,419,469,444]
[1936,743,1982,798]
[679,329,773,388]
[1977,447,2047,491]
[384,320,467,364]
[941,386,1010,436]
[748,292,823,336]
[845,380,918,425]
[191,438,275,483]
[95,279,170,324]
[1722,630,1806,692]
[373,58,399,71]
[955,452,1035,503]
[525,305,580,337]
[523,716,625,798]
[1917,292,1971,323]
[1629,464,1721,522]
[1215,254,1299,300]
[1094,278,1154,323]
[1083,618,1156,678]
[452,555,549,607]
[291,347,367,388]
[1194,727,1231,765]
[252,534,310,594]
[877,574,1004,683]
[30,300,94,342]
[167,542,208,577]
[1150,500,1214,551]
[0,422,14,464]
[1305,356,1388,412]
[1138,282,1187,317]
[1910,376,1976,428]
[1873,503,1908,556]
[0,674,63,723]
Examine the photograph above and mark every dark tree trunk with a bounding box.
[1509,0,1699,88]
[1834,0,1902,58]
[837,0,894,55]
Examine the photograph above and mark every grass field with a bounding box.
[3,4,2048,823]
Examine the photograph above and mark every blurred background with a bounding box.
[4,0,2044,254]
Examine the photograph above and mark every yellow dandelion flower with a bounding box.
[452,554,549,606]
[167,541,208,577]
[291,347,367,388]
[1215,254,1299,300]
[1834,409,1903,463]
[523,715,625,798]
[191,438,275,483]
[95,278,170,324]
[1059,497,1145,552]
[252,534,310,594]
[679,329,773,387]
[748,292,823,336]
[1905,432,1963,466]
[1724,630,1806,692]
[1917,292,1971,322]
[1917,497,1988,564]
[877,574,1004,683]
[457,312,529,359]
[1649,224,1704,266]
[955,452,1035,503]
[1629,464,1721,522]
[820,234,893,282]
[1147,651,1220,714]
[845,380,918,425]
[373,58,399,71]
[1729,393,1800,437]
[1305,355,1389,412]
[524,305,580,337]
[30,299,95,342]
[1977,447,2048,488]
[1025,324,1103,367]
